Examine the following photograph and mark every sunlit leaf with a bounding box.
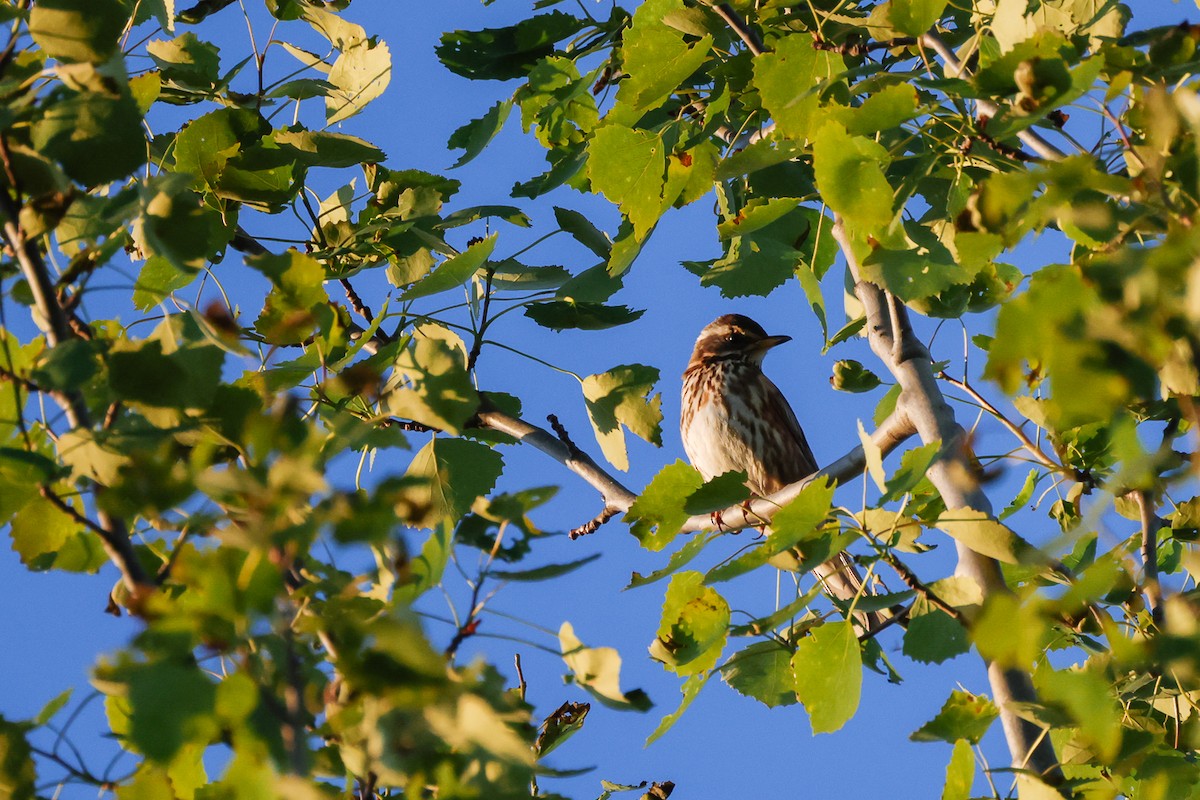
[560,622,652,711]
[911,690,998,744]
[720,640,798,708]
[649,571,730,676]
[792,621,861,734]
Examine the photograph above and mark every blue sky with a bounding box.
[2,1,1194,797]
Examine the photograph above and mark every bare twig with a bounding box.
[569,506,620,539]
[813,35,917,57]
[880,550,965,623]
[546,413,585,459]
[939,372,1064,475]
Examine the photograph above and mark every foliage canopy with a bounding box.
[2,0,1200,798]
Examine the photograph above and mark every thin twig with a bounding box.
[546,413,585,459]
[939,372,1064,475]
[813,35,917,57]
[569,506,620,539]
[467,266,495,371]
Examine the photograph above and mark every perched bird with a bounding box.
[680,313,884,631]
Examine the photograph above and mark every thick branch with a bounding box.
[1134,490,1164,624]
[832,216,1061,783]
[475,407,638,511]
[919,32,1065,161]
[0,172,150,597]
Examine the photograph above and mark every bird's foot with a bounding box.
[709,510,727,532]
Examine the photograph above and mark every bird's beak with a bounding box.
[755,334,791,351]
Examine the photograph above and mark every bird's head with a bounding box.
[688,314,791,367]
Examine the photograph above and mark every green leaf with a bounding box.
[881,441,941,502]
[449,99,512,168]
[582,364,662,472]
[133,257,195,311]
[902,605,969,664]
[272,129,386,168]
[517,57,599,148]
[487,260,570,290]
[554,206,611,258]
[860,239,976,303]
[401,438,503,529]
[618,0,711,113]
[649,571,730,676]
[753,35,843,143]
[135,174,231,272]
[682,470,750,515]
[720,640,797,708]
[560,622,652,712]
[1000,468,1040,520]
[32,91,145,188]
[884,0,947,37]
[247,248,327,345]
[108,339,224,410]
[401,234,497,300]
[10,493,78,570]
[935,508,1037,565]
[831,83,921,135]
[524,299,644,331]
[442,204,532,229]
[587,125,666,241]
[1038,668,1121,762]
[910,690,998,744]
[147,32,221,86]
[626,461,703,552]
[704,478,835,583]
[792,620,861,734]
[0,716,36,800]
[627,531,716,589]
[831,360,882,393]
[386,326,479,432]
[30,0,127,63]
[535,701,590,758]
[490,553,600,582]
[124,661,218,761]
[437,12,585,81]
[34,688,74,726]
[326,38,391,124]
[942,739,975,800]
[690,203,829,298]
[813,122,894,230]
[645,673,708,745]
[173,107,267,187]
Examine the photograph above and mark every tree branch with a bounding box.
[918,31,1065,161]
[0,141,151,598]
[1134,490,1164,625]
[711,3,765,56]
[832,215,1062,784]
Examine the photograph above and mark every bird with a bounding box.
[680,313,885,632]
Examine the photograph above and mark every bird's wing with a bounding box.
[757,372,819,480]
